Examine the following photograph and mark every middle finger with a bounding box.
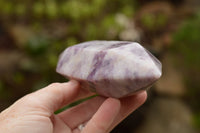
[57,96,106,129]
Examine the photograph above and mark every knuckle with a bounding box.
[21,94,39,105]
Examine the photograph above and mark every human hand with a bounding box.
[0,80,147,133]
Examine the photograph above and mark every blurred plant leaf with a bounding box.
[26,36,49,56]
[13,72,25,85]
[2,1,13,15]
[54,95,98,114]
[141,13,168,31]
[193,113,200,130]
[15,3,26,16]
[45,0,57,19]
[172,12,200,69]
[33,1,45,17]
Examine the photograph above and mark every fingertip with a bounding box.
[107,98,121,110]
[29,80,81,114]
[68,80,79,88]
[136,91,148,105]
[124,90,147,104]
[119,91,148,116]
[59,80,80,93]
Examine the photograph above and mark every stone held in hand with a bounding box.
[56,41,162,98]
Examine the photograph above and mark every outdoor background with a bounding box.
[0,0,200,132]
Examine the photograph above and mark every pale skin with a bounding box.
[0,80,147,133]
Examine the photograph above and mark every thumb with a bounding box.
[21,80,80,115]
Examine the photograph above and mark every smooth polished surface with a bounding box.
[56,41,162,98]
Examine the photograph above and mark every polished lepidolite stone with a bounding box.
[56,41,162,98]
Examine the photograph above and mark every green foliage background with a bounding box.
[0,0,200,131]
